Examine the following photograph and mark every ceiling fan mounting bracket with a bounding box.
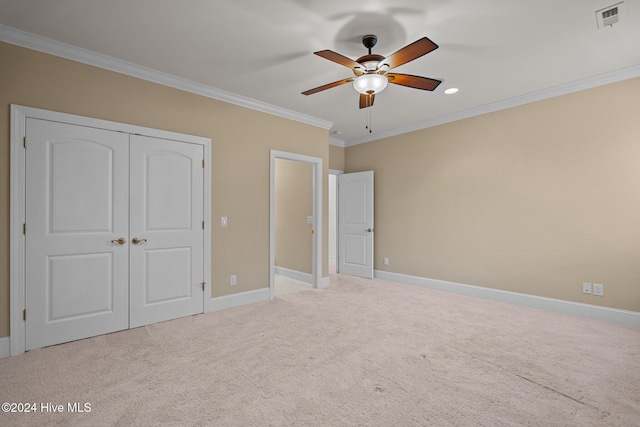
[362,34,378,54]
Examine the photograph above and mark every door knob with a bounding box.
[111,238,126,245]
[365,228,374,232]
[132,237,147,245]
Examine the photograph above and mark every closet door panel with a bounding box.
[129,135,204,328]
[25,119,130,350]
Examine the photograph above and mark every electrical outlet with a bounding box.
[582,282,592,294]
[593,283,604,296]
[230,275,237,285]
[383,257,389,265]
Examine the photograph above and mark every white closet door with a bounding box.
[129,135,205,328]
[25,119,130,350]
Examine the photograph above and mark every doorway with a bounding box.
[269,150,322,299]
[274,158,313,295]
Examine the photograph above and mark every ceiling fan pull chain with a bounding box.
[365,108,369,130]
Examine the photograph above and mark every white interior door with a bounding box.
[129,135,204,328]
[338,171,374,278]
[25,119,130,350]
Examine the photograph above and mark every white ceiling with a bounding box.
[1,0,639,144]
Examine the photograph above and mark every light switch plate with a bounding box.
[221,216,228,227]
[593,283,604,296]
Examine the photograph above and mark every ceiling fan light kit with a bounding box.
[353,73,388,94]
[302,34,442,115]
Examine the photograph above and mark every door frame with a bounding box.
[269,150,323,299]
[9,105,212,356]
[329,169,343,273]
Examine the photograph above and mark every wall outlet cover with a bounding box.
[582,282,592,294]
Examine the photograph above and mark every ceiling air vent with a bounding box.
[595,2,625,28]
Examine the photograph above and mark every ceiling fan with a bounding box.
[302,34,442,109]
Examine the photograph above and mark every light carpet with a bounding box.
[1,272,639,426]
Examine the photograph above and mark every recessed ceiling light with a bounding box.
[444,88,459,95]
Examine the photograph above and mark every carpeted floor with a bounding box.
[1,271,639,426]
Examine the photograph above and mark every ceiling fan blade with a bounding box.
[381,37,439,70]
[386,73,442,91]
[314,50,362,70]
[359,93,375,109]
[302,77,355,95]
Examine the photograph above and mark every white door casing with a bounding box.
[338,171,374,279]
[129,135,204,328]
[269,150,323,298]
[11,105,211,355]
[25,119,130,350]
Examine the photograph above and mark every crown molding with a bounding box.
[346,63,640,147]
[0,25,332,131]
[329,137,346,147]
[4,25,637,145]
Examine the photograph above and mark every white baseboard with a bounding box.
[375,270,640,329]
[274,266,314,285]
[329,255,336,263]
[208,288,270,313]
[318,276,330,289]
[0,336,11,358]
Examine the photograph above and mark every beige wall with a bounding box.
[346,77,640,312]
[0,42,330,337]
[275,159,313,273]
[329,144,345,171]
